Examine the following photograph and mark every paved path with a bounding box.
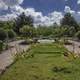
[38,39,55,43]
[65,40,80,55]
[0,40,30,74]
[38,39,80,55]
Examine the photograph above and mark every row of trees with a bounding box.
[0,21,16,41]
[14,12,80,40]
[0,12,34,41]
[0,12,34,52]
[0,12,80,41]
[35,13,80,39]
[0,21,17,52]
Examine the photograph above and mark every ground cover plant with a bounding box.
[0,43,80,80]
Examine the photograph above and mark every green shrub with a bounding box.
[0,41,3,53]
[7,29,16,39]
[52,66,72,73]
[64,40,72,45]
[0,28,7,41]
[75,31,80,40]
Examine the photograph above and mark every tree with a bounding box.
[0,21,5,28]
[52,27,67,38]
[75,31,80,40]
[0,41,3,53]
[4,21,14,30]
[20,25,35,38]
[36,26,53,37]
[61,13,79,32]
[7,29,16,39]
[0,21,14,29]
[14,12,33,34]
[0,28,7,41]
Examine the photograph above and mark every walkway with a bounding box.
[65,40,80,55]
[0,40,30,74]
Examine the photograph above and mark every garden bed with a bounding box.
[0,43,80,80]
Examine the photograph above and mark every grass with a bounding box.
[0,43,80,80]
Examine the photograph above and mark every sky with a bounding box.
[0,0,80,26]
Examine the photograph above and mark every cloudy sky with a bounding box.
[0,0,80,26]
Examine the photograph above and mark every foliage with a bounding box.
[20,25,36,38]
[36,25,71,38]
[14,12,33,34]
[0,28,7,41]
[0,41,4,53]
[35,13,80,38]
[0,21,14,30]
[61,13,79,32]
[0,21,15,40]
[1,43,80,80]
[75,31,80,39]
[36,26,53,37]
[7,29,16,39]
[0,12,79,40]
[61,25,76,37]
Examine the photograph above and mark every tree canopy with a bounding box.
[14,12,33,34]
[61,13,79,32]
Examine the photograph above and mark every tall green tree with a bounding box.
[20,25,36,38]
[0,21,14,30]
[61,13,79,32]
[14,12,33,34]
[0,28,7,41]
[75,31,80,40]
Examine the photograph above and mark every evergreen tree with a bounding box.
[61,13,79,32]
[14,12,33,34]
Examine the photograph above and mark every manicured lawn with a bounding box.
[0,43,80,80]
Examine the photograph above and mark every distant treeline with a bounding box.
[0,12,80,41]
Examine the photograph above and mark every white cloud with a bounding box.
[0,0,63,26]
[0,0,24,10]
[77,11,80,14]
[0,1,8,10]
[77,0,80,4]
[11,6,24,15]
[64,6,80,22]
[65,0,68,1]
[64,6,75,14]
[0,5,63,26]
[3,0,24,6]
[33,11,63,26]
[9,6,63,26]
[49,11,63,22]
[0,13,17,21]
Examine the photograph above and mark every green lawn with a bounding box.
[0,43,80,80]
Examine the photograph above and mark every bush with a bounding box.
[19,39,33,45]
[0,28,7,41]
[64,40,72,45]
[52,66,72,73]
[7,29,16,39]
[0,41,4,53]
[75,31,80,40]
[20,25,35,38]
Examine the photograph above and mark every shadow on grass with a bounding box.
[52,66,72,74]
